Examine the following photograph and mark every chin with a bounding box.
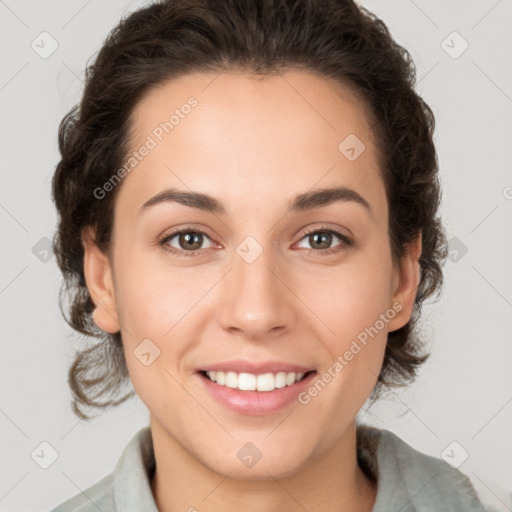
[199,442,309,481]
[211,458,306,481]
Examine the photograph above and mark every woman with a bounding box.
[50,0,488,510]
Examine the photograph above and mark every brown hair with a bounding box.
[52,0,448,420]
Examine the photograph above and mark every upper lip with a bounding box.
[199,360,315,375]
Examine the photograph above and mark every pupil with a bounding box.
[181,232,201,250]
[177,232,333,251]
[311,232,331,250]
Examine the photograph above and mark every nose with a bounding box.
[217,245,297,341]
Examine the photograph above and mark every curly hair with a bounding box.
[52,0,448,420]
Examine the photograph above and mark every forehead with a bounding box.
[119,69,386,219]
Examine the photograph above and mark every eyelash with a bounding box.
[157,225,353,258]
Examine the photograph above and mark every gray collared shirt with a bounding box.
[49,425,489,511]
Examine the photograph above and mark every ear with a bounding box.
[387,232,422,332]
[82,227,120,334]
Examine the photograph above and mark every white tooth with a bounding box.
[238,372,256,391]
[225,371,238,389]
[286,372,296,386]
[208,370,309,391]
[275,372,287,388]
[257,373,276,392]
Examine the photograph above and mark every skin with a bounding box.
[82,69,421,512]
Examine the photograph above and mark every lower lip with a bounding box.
[198,371,316,415]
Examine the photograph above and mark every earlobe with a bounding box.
[387,232,422,333]
[82,227,121,334]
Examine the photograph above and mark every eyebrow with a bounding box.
[139,185,372,217]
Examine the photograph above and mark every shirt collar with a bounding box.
[112,425,486,512]
[113,426,158,511]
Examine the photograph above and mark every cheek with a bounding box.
[304,245,394,386]
[112,256,208,403]
[306,264,392,417]
[113,249,203,338]
[307,256,393,338]
[114,273,194,409]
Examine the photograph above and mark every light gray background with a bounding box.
[1,1,511,511]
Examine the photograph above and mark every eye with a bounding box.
[295,227,353,255]
[158,225,353,258]
[159,228,214,257]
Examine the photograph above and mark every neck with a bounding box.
[150,416,377,512]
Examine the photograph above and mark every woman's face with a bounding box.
[84,70,420,478]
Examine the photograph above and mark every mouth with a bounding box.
[195,359,317,414]
[199,369,316,392]
[197,368,317,415]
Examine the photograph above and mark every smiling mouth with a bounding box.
[199,370,316,392]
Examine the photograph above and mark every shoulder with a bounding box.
[48,426,155,512]
[48,473,115,512]
[357,425,489,511]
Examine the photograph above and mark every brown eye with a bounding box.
[296,228,353,255]
[308,232,333,250]
[161,229,214,255]
[177,232,203,250]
